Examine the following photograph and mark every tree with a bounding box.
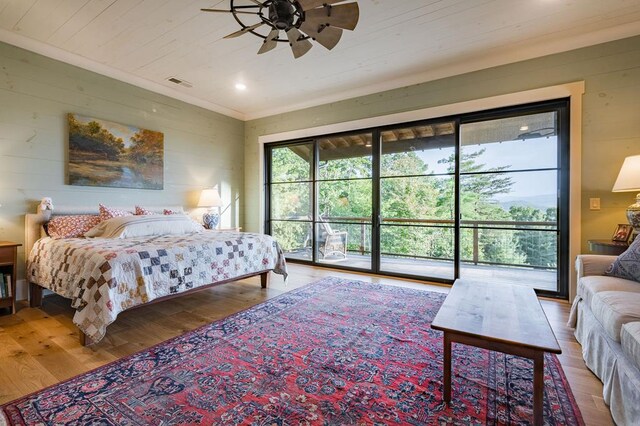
[128,129,164,164]
[434,149,524,265]
[509,206,557,267]
[67,114,125,161]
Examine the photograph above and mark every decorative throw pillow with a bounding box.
[135,206,157,215]
[47,215,102,238]
[99,204,133,222]
[85,214,203,238]
[605,236,640,283]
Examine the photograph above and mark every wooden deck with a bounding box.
[287,252,557,291]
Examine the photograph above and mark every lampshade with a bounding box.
[612,155,640,192]
[198,188,223,208]
[612,155,640,235]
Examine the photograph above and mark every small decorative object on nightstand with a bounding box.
[198,187,223,229]
[0,241,21,315]
[612,154,640,235]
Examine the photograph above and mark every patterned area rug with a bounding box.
[1,277,583,425]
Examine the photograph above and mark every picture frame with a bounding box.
[612,224,633,242]
[67,113,164,189]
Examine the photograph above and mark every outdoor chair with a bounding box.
[318,220,348,260]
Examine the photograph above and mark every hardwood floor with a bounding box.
[0,264,613,425]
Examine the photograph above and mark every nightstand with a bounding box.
[0,242,21,314]
[587,239,629,256]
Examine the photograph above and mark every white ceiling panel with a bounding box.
[1,0,639,119]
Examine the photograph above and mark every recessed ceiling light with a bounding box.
[235,83,247,91]
[519,125,529,131]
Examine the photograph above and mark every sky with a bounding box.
[415,136,558,204]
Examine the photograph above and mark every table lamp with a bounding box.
[198,187,223,229]
[612,154,640,234]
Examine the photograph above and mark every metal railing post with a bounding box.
[473,222,479,265]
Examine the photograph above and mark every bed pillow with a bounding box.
[135,206,158,215]
[99,204,133,222]
[85,214,204,239]
[605,236,640,283]
[47,215,102,239]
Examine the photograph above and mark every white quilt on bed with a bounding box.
[28,231,287,343]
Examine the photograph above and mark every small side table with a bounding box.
[0,241,21,314]
[588,239,629,256]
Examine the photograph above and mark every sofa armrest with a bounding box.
[575,254,617,278]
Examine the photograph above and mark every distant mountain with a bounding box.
[495,194,557,210]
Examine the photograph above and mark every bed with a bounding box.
[25,208,287,346]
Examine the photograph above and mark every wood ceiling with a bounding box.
[1,0,639,120]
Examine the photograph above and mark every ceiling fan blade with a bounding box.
[258,29,279,54]
[201,8,258,15]
[304,3,359,30]
[224,22,264,39]
[286,28,313,58]
[299,22,342,50]
[297,0,348,12]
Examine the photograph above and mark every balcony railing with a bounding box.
[276,216,558,271]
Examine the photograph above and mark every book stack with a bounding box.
[0,273,11,299]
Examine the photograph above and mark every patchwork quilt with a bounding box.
[28,231,287,343]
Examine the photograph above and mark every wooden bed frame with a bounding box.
[24,208,272,346]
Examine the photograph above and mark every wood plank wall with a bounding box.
[0,42,245,297]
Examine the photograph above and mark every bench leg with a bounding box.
[260,271,270,289]
[444,333,452,403]
[533,351,544,426]
[29,282,43,308]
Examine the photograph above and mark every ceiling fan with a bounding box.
[201,0,360,59]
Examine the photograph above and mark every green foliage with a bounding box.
[68,114,125,161]
[128,129,163,165]
[509,206,558,267]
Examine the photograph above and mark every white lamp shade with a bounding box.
[612,155,640,192]
[198,188,223,207]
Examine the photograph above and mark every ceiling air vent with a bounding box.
[166,77,193,88]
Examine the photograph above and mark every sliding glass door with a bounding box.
[458,107,567,294]
[316,133,373,268]
[265,99,569,297]
[268,142,313,261]
[379,122,457,280]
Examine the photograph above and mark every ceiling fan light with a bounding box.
[269,1,295,30]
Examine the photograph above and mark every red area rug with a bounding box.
[1,277,583,425]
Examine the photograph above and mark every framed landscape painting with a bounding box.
[68,113,164,189]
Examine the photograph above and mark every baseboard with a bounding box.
[16,279,54,302]
[16,278,27,301]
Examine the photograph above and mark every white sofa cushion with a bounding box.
[590,292,640,341]
[578,275,640,308]
[621,322,640,371]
